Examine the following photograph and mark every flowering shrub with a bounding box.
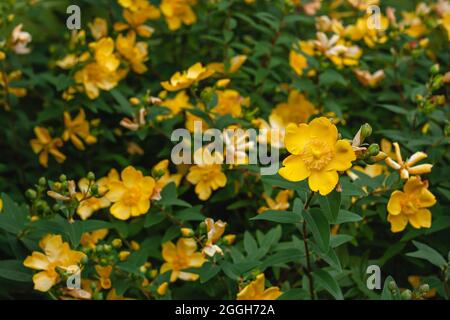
[0,0,449,300]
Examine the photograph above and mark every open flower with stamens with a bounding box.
[237,274,282,300]
[279,117,356,195]
[203,218,226,257]
[384,142,433,179]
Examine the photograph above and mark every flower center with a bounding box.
[402,198,418,215]
[122,187,141,206]
[300,139,334,171]
[172,255,189,271]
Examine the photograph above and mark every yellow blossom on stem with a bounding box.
[76,178,111,220]
[115,0,160,37]
[186,150,227,200]
[30,127,66,167]
[80,229,108,249]
[289,50,308,76]
[153,159,183,192]
[279,117,356,195]
[95,265,112,289]
[23,235,86,292]
[237,274,282,300]
[258,190,294,214]
[116,31,149,74]
[387,176,436,232]
[354,69,385,87]
[161,62,214,91]
[160,90,192,119]
[273,90,318,125]
[212,89,246,118]
[160,238,206,282]
[106,166,156,220]
[63,109,97,150]
[384,142,433,179]
[89,18,108,40]
[160,0,197,31]
[203,218,226,257]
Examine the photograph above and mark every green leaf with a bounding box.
[313,269,343,300]
[110,88,134,115]
[0,193,28,235]
[302,208,330,252]
[381,276,396,300]
[250,210,301,224]
[244,231,258,256]
[335,210,362,224]
[197,262,221,283]
[174,206,205,221]
[161,225,180,243]
[0,260,32,282]
[158,183,192,208]
[278,288,309,300]
[144,212,165,228]
[318,191,341,223]
[319,69,347,87]
[261,174,308,192]
[406,241,447,268]
[260,249,304,269]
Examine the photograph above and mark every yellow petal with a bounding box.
[409,209,431,229]
[177,238,197,255]
[162,241,177,263]
[23,252,50,270]
[284,123,310,155]
[33,271,58,292]
[279,155,310,182]
[387,191,404,215]
[308,170,338,196]
[327,140,355,171]
[387,213,408,233]
[261,287,282,300]
[110,201,131,220]
[121,166,142,188]
[308,117,338,147]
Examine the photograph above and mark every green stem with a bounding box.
[302,191,315,300]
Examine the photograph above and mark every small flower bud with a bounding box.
[401,289,412,300]
[25,189,37,200]
[360,123,372,140]
[223,234,236,245]
[112,238,123,249]
[157,282,169,296]
[419,283,429,294]
[148,269,158,279]
[367,144,380,156]
[431,75,443,91]
[59,174,67,182]
[103,244,112,253]
[181,228,194,237]
[80,255,88,264]
[430,64,440,75]
[388,280,397,291]
[38,177,47,187]
[119,251,131,261]
[90,184,99,195]
[95,244,104,253]
[198,222,207,235]
[87,172,96,181]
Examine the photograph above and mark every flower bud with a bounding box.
[103,244,112,253]
[360,123,372,140]
[59,174,67,182]
[367,144,380,156]
[223,234,236,245]
[198,222,207,235]
[38,177,47,187]
[25,189,37,200]
[388,280,397,291]
[419,283,429,294]
[181,228,194,237]
[430,64,440,75]
[87,172,95,181]
[431,75,443,91]
[157,282,169,296]
[119,251,131,261]
[401,289,412,300]
[112,238,123,249]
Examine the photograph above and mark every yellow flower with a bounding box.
[23,235,86,292]
[160,90,192,119]
[80,229,109,249]
[0,70,27,100]
[273,90,317,125]
[354,69,385,87]
[63,109,97,150]
[253,113,285,149]
[95,265,113,289]
[115,0,160,37]
[157,282,169,295]
[384,142,433,179]
[90,37,120,72]
[0,197,3,212]
[207,55,247,74]
[153,159,183,191]
[237,274,282,300]
[345,16,389,47]
[76,178,111,220]
[279,117,356,195]
[160,0,197,31]
[258,190,294,214]
[116,31,149,74]
[89,18,108,40]
[401,12,427,38]
[408,275,436,299]
[442,12,450,41]
[203,218,226,257]
[186,150,227,200]
[161,62,214,91]
[289,49,308,76]
[387,176,436,233]
[212,89,246,118]
[327,43,362,68]
[160,238,206,282]
[0,51,5,60]
[106,166,156,220]
[30,127,66,167]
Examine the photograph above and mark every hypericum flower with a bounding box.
[90,37,120,72]
[223,126,256,165]
[63,109,97,150]
[203,218,226,257]
[120,107,147,131]
[400,8,428,38]
[161,62,214,91]
[0,70,27,109]
[289,49,308,76]
[258,190,294,214]
[345,15,389,47]
[11,24,32,54]
[95,265,113,289]
[160,90,192,119]
[237,274,282,300]
[314,32,340,54]
[273,90,317,126]
[160,0,197,31]
[30,127,66,167]
[23,235,86,292]
[384,142,433,179]
[253,113,285,149]
[186,150,227,200]
[354,69,385,87]
[89,18,108,40]
[106,166,156,220]
[326,43,362,68]
[387,176,436,233]
[212,90,248,118]
[56,52,90,70]
[76,178,111,220]
[279,117,356,195]
[80,229,108,249]
[116,31,149,74]
[160,238,206,282]
[115,1,160,37]
[408,275,436,299]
